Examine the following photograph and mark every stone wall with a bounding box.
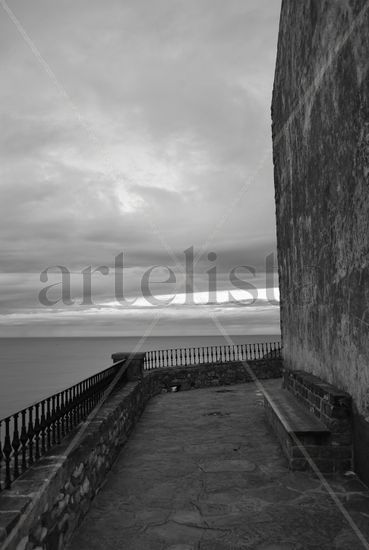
[272,0,369,482]
[284,369,352,470]
[145,358,283,392]
[284,370,352,440]
[0,357,282,550]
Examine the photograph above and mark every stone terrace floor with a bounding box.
[68,380,369,550]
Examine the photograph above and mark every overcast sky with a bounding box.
[0,0,281,337]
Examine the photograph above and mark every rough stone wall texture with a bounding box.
[284,370,352,460]
[145,358,283,392]
[284,370,352,441]
[272,0,369,418]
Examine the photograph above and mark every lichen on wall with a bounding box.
[272,0,369,415]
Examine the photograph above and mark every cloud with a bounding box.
[0,300,280,337]
[0,0,281,335]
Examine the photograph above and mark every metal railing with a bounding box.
[144,341,282,370]
[0,360,126,492]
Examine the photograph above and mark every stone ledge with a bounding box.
[284,369,352,443]
[266,370,354,473]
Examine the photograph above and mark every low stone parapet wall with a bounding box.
[283,369,352,446]
[0,356,282,550]
[280,369,353,472]
[145,358,283,393]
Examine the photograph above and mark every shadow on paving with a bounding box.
[68,380,369,550]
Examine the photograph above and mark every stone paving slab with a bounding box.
[68,381,369,550]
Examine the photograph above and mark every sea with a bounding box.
[0,335,280,419]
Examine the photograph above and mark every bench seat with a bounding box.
[265,387,330,436]
[264,387,351,472]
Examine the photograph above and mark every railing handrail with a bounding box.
[0,358,127,491]
[146,340,281,356]
[143,340,282,370]
[0,359,126,424]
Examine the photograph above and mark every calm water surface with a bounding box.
[0,335,280,418]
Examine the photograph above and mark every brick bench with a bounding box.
[264,370,353,473]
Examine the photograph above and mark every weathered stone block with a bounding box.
[331,433,352,446]
[15,536,28,550]
[72,463,84,480]
[290,445,320,458]
[313,459,335,473]
[289,458,308,470]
